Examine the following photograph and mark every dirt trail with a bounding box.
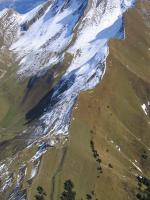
[50,147,68,200]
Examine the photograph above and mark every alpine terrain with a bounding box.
[0,0,150,200]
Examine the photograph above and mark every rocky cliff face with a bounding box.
[0,9,20,47]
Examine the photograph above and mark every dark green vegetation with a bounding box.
[35,186,47,200]
[60,180,76,200]
[141,150,148,160]
[136,176,150,200]
[90,139,103,176]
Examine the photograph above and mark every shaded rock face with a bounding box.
[0,0,138,199]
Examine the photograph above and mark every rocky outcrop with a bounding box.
[0,9,20,47]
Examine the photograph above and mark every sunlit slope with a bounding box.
[27,1,150,200]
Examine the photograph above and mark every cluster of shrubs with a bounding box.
[35,186,47,200]
[60,180,76,200]
[136,176,150,200]
[90,140,103,176]
[141,150,148,160]
[85,191,99,200]
[108,163,113,169]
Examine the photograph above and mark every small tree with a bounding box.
[35,186,46,200]
[60,180,76,200]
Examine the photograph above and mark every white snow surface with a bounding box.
[142,104,148,115]
[141,101,150,116]
[11,0,88,76]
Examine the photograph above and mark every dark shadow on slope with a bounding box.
[90,16,124,43]
[21,75,39,104]
[21,67,55,105]
[25,71,76,123]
